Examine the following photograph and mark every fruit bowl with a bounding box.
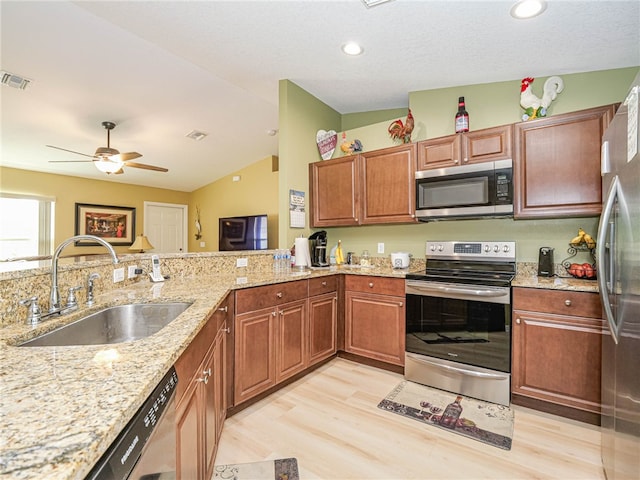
[565,262,597,280]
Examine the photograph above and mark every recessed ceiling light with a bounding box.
[510,0,547,19]
[342,42,364,56]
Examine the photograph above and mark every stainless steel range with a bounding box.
[405,241,516,406]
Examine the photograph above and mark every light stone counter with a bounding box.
[513,262,599,293]
[0,264,414,480]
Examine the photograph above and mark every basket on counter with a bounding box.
[561,243,597,280]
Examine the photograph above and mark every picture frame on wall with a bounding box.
[75,203,136,246]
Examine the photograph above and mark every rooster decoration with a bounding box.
[520,76,564,121]
[388,109,414,143]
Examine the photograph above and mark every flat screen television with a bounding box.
[219,214,268,251]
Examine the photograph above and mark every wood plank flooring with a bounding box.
[215,358,605,479]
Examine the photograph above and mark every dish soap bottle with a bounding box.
[329,244,337,265]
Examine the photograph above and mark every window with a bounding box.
[0,194,54,260]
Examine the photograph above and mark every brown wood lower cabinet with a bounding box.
[344,275,405,366]
[175,295,231,480]
[511,287,605,421]
[308,276,338,366]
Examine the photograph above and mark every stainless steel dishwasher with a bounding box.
[86,367,178,480]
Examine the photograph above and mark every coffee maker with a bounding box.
[309,231,329,267]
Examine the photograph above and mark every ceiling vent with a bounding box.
[185,130,208,141]
[361,0,394,7]
[1,71,32,90]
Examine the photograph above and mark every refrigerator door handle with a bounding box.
[597,175,619,344]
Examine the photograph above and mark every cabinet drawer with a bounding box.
[345,275,404,296]
[308,275,338,296]
[235,280,308,314]
[513,287,602,319]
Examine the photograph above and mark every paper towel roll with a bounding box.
[294,237,312,268]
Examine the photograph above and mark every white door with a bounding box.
[144,202,188,253]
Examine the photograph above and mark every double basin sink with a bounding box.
[19,302,192,347]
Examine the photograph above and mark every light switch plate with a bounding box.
[236,258,248,268]
[377,243,385,254]
[128,265,138,279]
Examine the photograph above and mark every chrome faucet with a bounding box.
[50,235,118,313]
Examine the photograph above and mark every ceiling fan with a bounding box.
[46,121,168,174]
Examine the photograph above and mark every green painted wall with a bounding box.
[279,67,640,263]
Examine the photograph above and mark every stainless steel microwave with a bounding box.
[415,159,513,221]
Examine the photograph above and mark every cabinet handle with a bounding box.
[368,282,374,288]
[565,299,572,306]
[203,368,212,376]
[276,292,283,298]
[463,157,468,163]
[272,311,277,316]
[399,301,404,307]
[516,318,521,324]
[218,306,228,313]
[223,327,230,334]
[322,281,327,286]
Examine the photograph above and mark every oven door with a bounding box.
[405,280,511,373]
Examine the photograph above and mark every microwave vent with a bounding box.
[1,71,32,90]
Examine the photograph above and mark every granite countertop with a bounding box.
[512,263,600,293]
[0,265,409,480]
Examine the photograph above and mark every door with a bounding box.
[144,201,187,253]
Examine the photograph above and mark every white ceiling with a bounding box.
[1,0,639,192]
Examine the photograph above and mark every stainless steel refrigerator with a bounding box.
[598,69,640,480]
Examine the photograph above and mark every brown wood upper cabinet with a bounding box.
[309,143,417,227]
[513,104,616,218]
[417,124,512,170]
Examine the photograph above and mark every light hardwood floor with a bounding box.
[215,358,605,479]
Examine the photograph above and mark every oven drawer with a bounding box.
[512,287,602,319]
[345,275,404,296]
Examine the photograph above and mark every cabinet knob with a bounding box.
[322,281,327,286]
[516,318,521,324]
[203,368,212,376]
[368,282,374,288]
[272,311,277,316]
[399,301,404,307]
[223,327,230,334]
[218,306,228,313]
[276,292,283,298]
[565,299,572,306]
[463,157,468,163]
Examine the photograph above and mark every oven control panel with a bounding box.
[425,241,516,261]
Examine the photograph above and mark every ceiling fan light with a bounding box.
[95,160,123,174]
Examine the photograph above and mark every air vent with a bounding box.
[1,71,32,90]
[361,0,393,7]
[185,130,208,141]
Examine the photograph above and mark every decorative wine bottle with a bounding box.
[439,395,463,429]
[455,97,469,133]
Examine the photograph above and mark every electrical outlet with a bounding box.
[377,243,385,254]
[236,258,248,268]
[128,265,138,279]
[113,267,125,283]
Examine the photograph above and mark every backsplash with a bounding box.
[0,251,274,328]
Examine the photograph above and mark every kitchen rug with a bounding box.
[213,457,299,480]
[378,381,514,450]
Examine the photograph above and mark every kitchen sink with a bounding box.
[19,302,192,347]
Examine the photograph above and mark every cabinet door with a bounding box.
[176,380,202,480]
[345,291,405,366]
[308,292,338,365]
[512,309,603,413]
[202,345,217,480]
[464,124,512,164]
[309,155,360,226]
[360,144,417,224]
[417,134,462,170]
[234,307,276,404]
[514,104,615,218]
[275,299,308,383]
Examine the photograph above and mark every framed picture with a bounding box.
[75,203,136,246]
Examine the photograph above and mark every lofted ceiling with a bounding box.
[1,0,638,192]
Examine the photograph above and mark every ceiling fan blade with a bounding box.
[110,151,142,162]
[123,161,168,172]
[113,168,125,175]
[46,145,96,159]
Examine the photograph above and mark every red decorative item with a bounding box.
[388,109,414,144]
